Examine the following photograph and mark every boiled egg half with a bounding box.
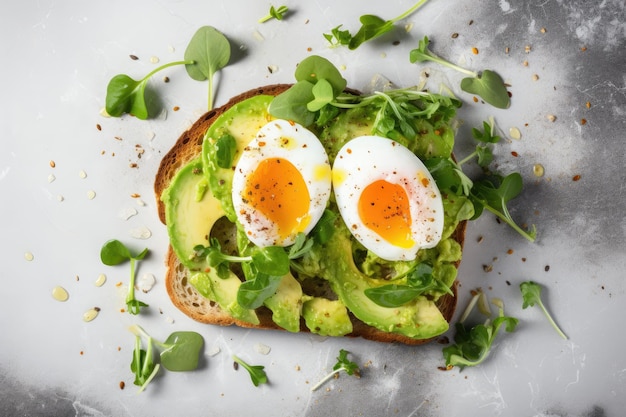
[332,136,444,261]
[232,119,332,247]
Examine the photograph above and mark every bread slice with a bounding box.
[154,84,466,345]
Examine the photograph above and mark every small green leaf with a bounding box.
[364,284,422,307]
[349,16,393,50]
[160,332,204,371]
[251,246,290,276]
[268,80,316,126]
[233,355,268,387]
[307,79,335,112]
[215,134,237,169]
[100,239,131,265]
[105,74,148,119]
[294,55,347,95]
[237,273,283,309]
[460,70,510,109]
[184,26,231,110]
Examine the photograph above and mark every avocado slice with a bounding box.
[302,297,353,336]
[202,94,275,221]
[161,158,224,271]
[315,223,450,340]
[263,273,303,332]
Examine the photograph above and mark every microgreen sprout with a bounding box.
[105,25,230,118]
[259,5,289,23]
[456,119,501,168]
[233,355,268,387]
[520,281,568,339]
[311,349,361,391]
[364,263,453,308]
[324,0,431,50]
[410,36,510,109]
[194,233,314,309]
[100,239,149,314]
[443,291,518,369]
[129,325,204,393]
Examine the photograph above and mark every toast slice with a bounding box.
[154,84,466,345]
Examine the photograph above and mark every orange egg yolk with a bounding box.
[244,157,311,240]
[358,179,414,248]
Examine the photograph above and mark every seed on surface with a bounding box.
[533,164,545,177]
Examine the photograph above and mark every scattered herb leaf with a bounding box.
[184,26,231,111]
[129,325,204,392]
[233,355,268,387]
[520,281,568,339]
[410,36,510,109]
[100,239,149,314]
[443,295,518,369]
[323,0,430,50]
[259,5,289,23]
[215,133,237,169]
[311,349,361,391]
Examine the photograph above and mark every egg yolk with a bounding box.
[244,157,311,240]
[358,180,414,249]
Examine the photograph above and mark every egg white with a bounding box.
[332,135,444,261]
[232,119,332,247]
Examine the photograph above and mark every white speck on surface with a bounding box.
[499,0,511,12]
[150,56,160,64]
[136,199,146,207]
[165,316,174,324]
[253,30,264,41]
[95,273,106,287]
[83,308,99,322]
[137,273,156,293]
[254,343,271,355]
[207,345,221,357]
[24,252,34,261]
[57,195,64,202]
[130,226,152,239]
[87,190,96,200]
[119,207,138,220]
[47,174,56,183]
[79,170,87,179]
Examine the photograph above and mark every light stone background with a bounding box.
[1,1,624,416]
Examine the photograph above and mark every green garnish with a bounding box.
[129,325,204,393]
[259,5,289,23]
[469,173,537,242]
[194,233,313,309]
[443,295,518,369]
[457,119,501,168]
[410,36,510,109]
[184,26,231,111]
[364,263,453,307]
[105,25,230,118]
[311,349,361,391]
[520,281,568,339]
[233,355,268,387]
[100,239,149,315]
[324,0,430,50]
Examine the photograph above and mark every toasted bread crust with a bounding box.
[155,84,466,345]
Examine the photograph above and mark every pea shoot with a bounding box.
[311,349,360,391]
[105,25,231,118]
[129,325,204,393]
[520,281,568,339]
[443,294,518,369]
[259,5,289,23]
[233,355,268,387]
[324,0,431,50]
[410,36,510,109]
[100,239,149,315]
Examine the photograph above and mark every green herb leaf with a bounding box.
[184,26,231,110]
[159,331,205,371]
[323,25,352,47]
[520,281,568,339]
[215,134,237,169]
[251,246,290,276]
[348,15,393,50]
[443,301,518,369]
[307,78,335,112]
[105,74,148,119]
[259,5,289,23]
[460,70,510,109]
[295,55,347,95]
[101,240,149,314]
[233,355,268,387]
[268,80,316,126]
[237,273,283,309]
[470,173,537,242]
[311,349,360,391]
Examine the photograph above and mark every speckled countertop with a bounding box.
[1,1,625,416]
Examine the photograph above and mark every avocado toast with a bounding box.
[154,70,471,345]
